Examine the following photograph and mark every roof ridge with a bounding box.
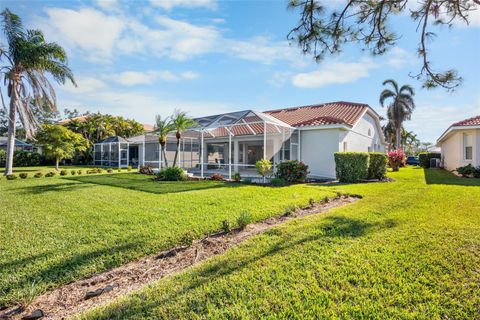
[452,115,480,126]
[264,101,369,113]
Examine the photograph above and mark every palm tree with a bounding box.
[0,9,75,175]
[170,109,196,167]
[154,114,173,168]
[379,79,415,150]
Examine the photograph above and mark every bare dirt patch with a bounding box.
[1,195,359,320]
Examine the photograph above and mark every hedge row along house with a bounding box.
[437,115,480,171]
[94,101,386,179]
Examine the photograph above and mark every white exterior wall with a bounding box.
[300,129,341,179]
[440,129,480,171]
[340,111,385,153]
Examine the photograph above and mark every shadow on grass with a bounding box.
[92,216,398,319]
[65,173,241,195]
[11,181,92,195]
[423,168,480,186]
[1,242,140,305]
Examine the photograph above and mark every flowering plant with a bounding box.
[276,160,309,183]
[388,149,406,171]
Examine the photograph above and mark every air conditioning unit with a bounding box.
[430,158,440,168]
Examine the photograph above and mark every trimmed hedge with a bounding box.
[0,150,43,167]
[276,160,309,183]
[419,152,441,168]
[368,152,388,180]
[334,152,370,183]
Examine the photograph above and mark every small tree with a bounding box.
[387,149,406,172]
[36,124,88,170]
[255,159,272,183]
[170,109,196,167]
[154,115,173,168]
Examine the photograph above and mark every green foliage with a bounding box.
[34,172,43,178]
[19,173,28,179]
[270,177,287,187]
[368,152,388,180]
[13,151,42,167]
[60,170,68,176]
[6,174,17,180]
[232,172,241,182]
[70,170,76,175]
[456,164,480,178]
[77,170,82,175]
[236,210,253,230]
[107,168,113,173]
[45,172,56,177]
[35,124,88,166]
[221,220,231,233]
[127,165,132,172]
[255,159,272,180]
[419,152,441,168]
[334,152,370,183]
[284,205,297,216]
[157,166,187,181]
[276,160,309,183]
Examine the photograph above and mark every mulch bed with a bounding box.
[1,195,359,320]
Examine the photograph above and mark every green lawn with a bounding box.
[0,165,96,175]
[0,171,336,306]
[83,168,480,319]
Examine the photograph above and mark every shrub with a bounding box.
[34,172,43,178]
[387,149,406,172]
[276,160,309,183]
[0,149,5,166]
[456,164,479,178]
[19,173,28,179]
[236,210,253,230]
[107,168,113,173]
[157,166,187,181]
[96,168,104,173]
[6,174,17,180]
[45,172,56,177]
[60,170,68,176]
[210,173,224,181]
[77,170,82,175]
[334,152,369,183]
[270,177,287,187]
[117,169,121,172]
[139,165,154,175]
[418,152,441,168]
[221,220,231,233]
[255,159,272,182]
[71,170,76,175]
[242,177,252,184]
[86,169,96,174]
[232,172,241,182]
[12,151,42,167]
[127,165,132,172]
[284,205,297,216]
[368,152,388,180]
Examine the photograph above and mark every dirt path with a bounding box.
[1,195,359,320]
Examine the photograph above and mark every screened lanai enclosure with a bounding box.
[94,110,298,178]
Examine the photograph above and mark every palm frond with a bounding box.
[379,89,395,107]
[382,79,399,94]
[399,84,415,97]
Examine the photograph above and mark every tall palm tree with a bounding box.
[379,79,415,150]
[170,109,196,167]
[154,114,173,168]
[0,9,75,175]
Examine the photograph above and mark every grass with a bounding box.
[82,167,480,319]
[0,165,95,175]
[0,170,336,306]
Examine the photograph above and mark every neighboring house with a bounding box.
[0,137,33,151]
[58,116,154,133]
[437,115,480,171]
[94,101,386,179]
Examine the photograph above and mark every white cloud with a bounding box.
[385,47,416,69]
[106,70,200,86]
[292,60,377,88]
[149,0,217,10]
[36,8,125,61]
[267,72,292,87]
[95,0,121,12]
[62,76,107,93]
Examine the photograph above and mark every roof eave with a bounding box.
[437,125,480,145]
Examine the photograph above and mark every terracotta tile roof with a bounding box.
[264,101,369,128]
[451,115,480,127]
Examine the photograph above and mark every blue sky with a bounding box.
[4,0,480,142]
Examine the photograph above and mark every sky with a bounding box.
[3,0,480,143]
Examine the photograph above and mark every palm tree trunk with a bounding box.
[173,139,180,167]
[162,148,169,168]
[4,78,18,176]
[395,126,401,150]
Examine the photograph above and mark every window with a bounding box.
[463,133,473,160]
[368,128,372,137]
[343,141,347,151]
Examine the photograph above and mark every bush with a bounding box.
[236,210,252,230]
[6,174,17,180]
[96,168,104,173]
[127,165,132,172]
[368,152,388,180]
[270,177,287,187]
[60,170,68,176]
[0,149,5,166]
[456,164,480,178]
[221,220,231,233]
[388,149,406,172]
[71,170,76,175]
[157,166,187,181]
[255,159,272,182]
[284,205,297,216]
[276,160,309,183]
[77,169,82,175]
[45,172,56,177]
[34,172,43,178]
[86,169,96,174]
[107,168,113,173]
[139,165,154,175]
[13,151,42,167]
[210,173,224,181]
[334,152,369,183]
[418,152,441,168]
[232,172,241,182]
[19,173,28,179]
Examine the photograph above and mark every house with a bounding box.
[94,101,386,179]
[437,115,480,171]
[0,137,33,151]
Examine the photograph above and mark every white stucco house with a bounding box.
[94,101,386,179]
[437,115,480,171]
